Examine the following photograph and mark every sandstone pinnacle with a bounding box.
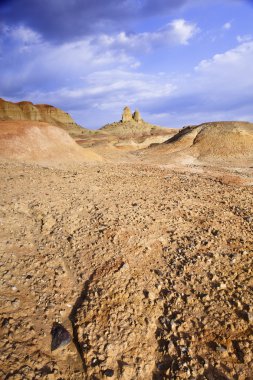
[122,106,132,122]
[133,109,142,123]
[122,106,143,123]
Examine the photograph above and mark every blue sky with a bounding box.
[1,0,253,129]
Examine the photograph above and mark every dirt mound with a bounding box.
[0,121,102,166]
[143,121,253,167]
[191,122,253,158]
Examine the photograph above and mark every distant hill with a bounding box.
[74,107,177,159]
[100,106,176,139]
[0,98,89,138]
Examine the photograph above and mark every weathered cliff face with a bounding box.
[0,98,25,120]
[0,98,87,135]
[35,104,77,127]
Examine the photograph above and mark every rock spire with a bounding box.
[122,106,132,122]
[121,106,142,123]
[133,109,142,123]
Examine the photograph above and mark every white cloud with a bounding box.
[28,70,176,107]
[0,18,195,95]
[0,25,141,94]
[135,39,253,128]
[164,40,253,124]
[96,19,199,51]
[3,24,41,44]
[195,41,253,74]
[236,34,252,43]
[169,19,199,45]
[88,70,176,102]
[223,22,232,30]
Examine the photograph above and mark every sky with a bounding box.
[1,0,253,129]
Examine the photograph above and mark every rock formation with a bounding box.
[100,107,175,143]
[17,101,41,121]
[121,106,133,122]
[121,106,142,123]
[133,109,142,123]
[0,98,87,135]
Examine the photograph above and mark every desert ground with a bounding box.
[0,110,253,380]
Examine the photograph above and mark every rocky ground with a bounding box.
[0,160,252,379]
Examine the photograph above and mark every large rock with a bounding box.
[51,323,71,351]
[121,106,142,123]
[121,106,133,123]
[132,109,142,123]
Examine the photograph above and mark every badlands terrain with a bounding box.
[0,101,253,380]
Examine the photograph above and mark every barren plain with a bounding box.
[0,158,253,380]
[0,111,253,380]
